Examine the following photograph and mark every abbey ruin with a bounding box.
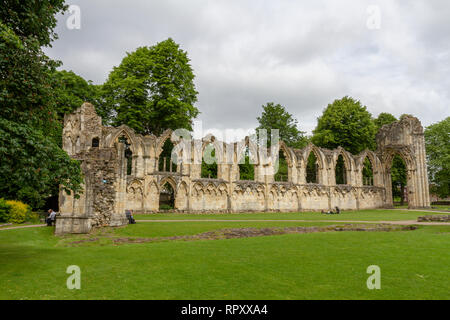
[55,103,431,234]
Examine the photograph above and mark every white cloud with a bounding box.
[45,0,450,137]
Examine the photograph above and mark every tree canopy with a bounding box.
[0,3,82,208]
[374,112,398,131]
[101,38,199,135]
[52,70,99,120]
[425,117,450,199]
[256,102,307,149]
[0,0,67,47]
[312,96,376,154]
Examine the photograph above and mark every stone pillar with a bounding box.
[376,115,431,209]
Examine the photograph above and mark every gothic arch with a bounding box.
[175,181,189,210]
[155,129,174,158]
[382,147,416,172]
[201,135,225,164]
[301,144,326,184]
[236,136,259,165]
[357,150,380,186]
[159,176,177,193]
[107,125,141,154]
[279,141,295,168]
[334,147,354,171]
[303,144,325,170]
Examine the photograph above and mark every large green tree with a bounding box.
[425,117,450,199]
[312,96,376,154]
[374,112,397,131]
[52,70,99,120]
[0,2,83,208]
[256,102,307,149]
[256,102,306,181]
[0,0,66,47]
[101,38,199,135]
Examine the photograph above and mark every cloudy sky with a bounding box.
[45,0,450,140]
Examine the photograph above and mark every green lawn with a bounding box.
[0,210,449,300]
[134,209,435,221]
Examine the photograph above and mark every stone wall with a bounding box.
[56,103,430,234]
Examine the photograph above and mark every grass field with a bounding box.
[134,209,437,221]
[0,209,449,300]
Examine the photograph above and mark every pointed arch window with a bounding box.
[118,135,133,175]
[335,154,347,185]
[306,152,318,183]
[362,157,374,186]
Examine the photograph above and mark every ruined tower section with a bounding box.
[55,103,128,234]
[376,115,430,208]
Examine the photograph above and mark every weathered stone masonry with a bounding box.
[56,103,430,234]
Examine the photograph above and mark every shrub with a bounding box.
[26,211,41,223]
[0,198,11,223]
[5,200,32,224]
[159,204,174,211]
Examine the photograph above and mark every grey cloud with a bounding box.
[45,0,450,137]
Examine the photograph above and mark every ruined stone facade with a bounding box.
[55,103,430,234]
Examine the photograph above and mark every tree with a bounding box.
[101,38,199,135]
[256,102,307,149]
[312,96,376,154]
[52,70,99,120]
[0,3,83,208]
[0,118,82,208]
[374,112,397,131]
[201,145,218,179]
[425,117,450,199]
[239,154,255,181]
[0,0,67,47]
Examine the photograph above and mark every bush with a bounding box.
[5,200,32,224]
[159,204,174,211]
[26,211,41,223]
[0,199,11,223]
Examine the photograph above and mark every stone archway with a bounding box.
[377,115,430,208]
[159,177,176,210]
[382,149,415,208]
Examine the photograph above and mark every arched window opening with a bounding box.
[118,135,133,175]
[391,154,407,206]
[238,147,255,181]
[92,137,99,148]
[306,152,318,183]
[335,154,347,185]
[159,181,175,210]
[274,150,288,182]
[362,157,374,186]
[158,139,177,172]
[201,144,218,179]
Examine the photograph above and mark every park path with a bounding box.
[1,208,448,231]
[0,224,46,231]
[386,208,449,214]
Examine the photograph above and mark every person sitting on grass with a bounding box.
[46,209,56,226]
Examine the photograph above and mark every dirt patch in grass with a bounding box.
[62,224,416,246]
